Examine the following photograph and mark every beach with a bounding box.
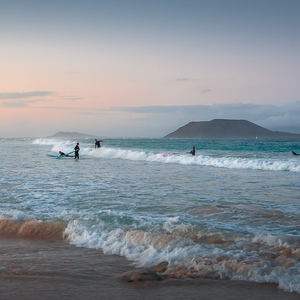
[1,238,299,300]
[0,137,299,298]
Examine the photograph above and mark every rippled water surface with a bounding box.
[0,137,299,293]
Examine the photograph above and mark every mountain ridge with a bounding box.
[164,119,300,139]
[47,131,93,138]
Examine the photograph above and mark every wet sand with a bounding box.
[0,238,299,300]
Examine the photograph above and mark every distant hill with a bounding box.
[164,119,300,139]
[47,131,93,138]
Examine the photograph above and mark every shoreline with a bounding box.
[0,238,299,300]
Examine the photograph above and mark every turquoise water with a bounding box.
[0,137,300,293]
[84,137,300,154]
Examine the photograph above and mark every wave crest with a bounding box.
[34,137,300,172]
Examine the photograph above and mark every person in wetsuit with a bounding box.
[292,151,299,155]
[187,146,195,156]
[74,143,80,159]
[95,139,104,148]
[59,151,74,157]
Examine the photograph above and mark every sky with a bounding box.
[1,0,300,138]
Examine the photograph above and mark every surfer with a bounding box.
[59,151,74,157]
[187,146,195,156]
[74,143,80,159]
[95,139,104,148]
[292,151,299,155]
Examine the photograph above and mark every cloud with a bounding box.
[2,102,300,138]
[38,106,81,110]
[25,99,47,104]
[1,101,28,107]
[0,91,54,99]
[175,78,195,82]
[1,98,47,108]
[61,96,82,101]
[107,106,181,114]
[104,102,300,135]
[202,88,211,93]
[71,110,104,115]
[171,77,195,83]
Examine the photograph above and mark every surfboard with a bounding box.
[47,154,60,158]
[161,153,174,157]
[47,150,76,159]
[55,150,76,159]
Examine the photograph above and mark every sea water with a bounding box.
[0,137,299,293]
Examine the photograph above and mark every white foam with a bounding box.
[90,147,151,161]
[127,149,297,172]
[0,210,27,220]
[90,147,300,172]
[64,220,300,293]
[252,233,285,247]
[33,138,300,172]
[33,138,73,146]
[34,138,93,155]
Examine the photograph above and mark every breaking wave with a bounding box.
[34,138,300,172]
[91,148,300,172]
[63,220,300,294]
[1,214,299,292]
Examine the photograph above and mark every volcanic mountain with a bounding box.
[164,119,300,139]
[47,131,93,138]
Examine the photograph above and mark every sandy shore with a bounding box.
[0,238,299,300]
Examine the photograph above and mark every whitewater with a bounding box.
[0,137,299,294]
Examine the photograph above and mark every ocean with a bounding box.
[0,137,300,298]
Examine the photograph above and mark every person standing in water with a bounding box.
[187,146,195,156]
[95,139,104,148]
[74,143,80,159]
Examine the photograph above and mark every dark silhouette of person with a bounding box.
[95,139,104,148]
[187,146,195,156]
[74,143,80,159]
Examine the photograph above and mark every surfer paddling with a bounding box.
[292,151,299,155]
[59,151,74,157]
[74,143,80,159]
[187,146,195,156]
[95,139,104,148]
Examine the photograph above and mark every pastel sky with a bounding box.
[1,0,300,138]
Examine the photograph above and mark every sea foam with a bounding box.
[91,147,300,172]
[63,220,300,293]
[34,138,300,172]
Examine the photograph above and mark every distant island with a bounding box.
[47,131,93,138]
[164,119,300,139]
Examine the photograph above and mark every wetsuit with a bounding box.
[292,151,299,155]
[74,145,80,159]
[95,140,103,148]
[190,149,195,156]
[60,152,73,157]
